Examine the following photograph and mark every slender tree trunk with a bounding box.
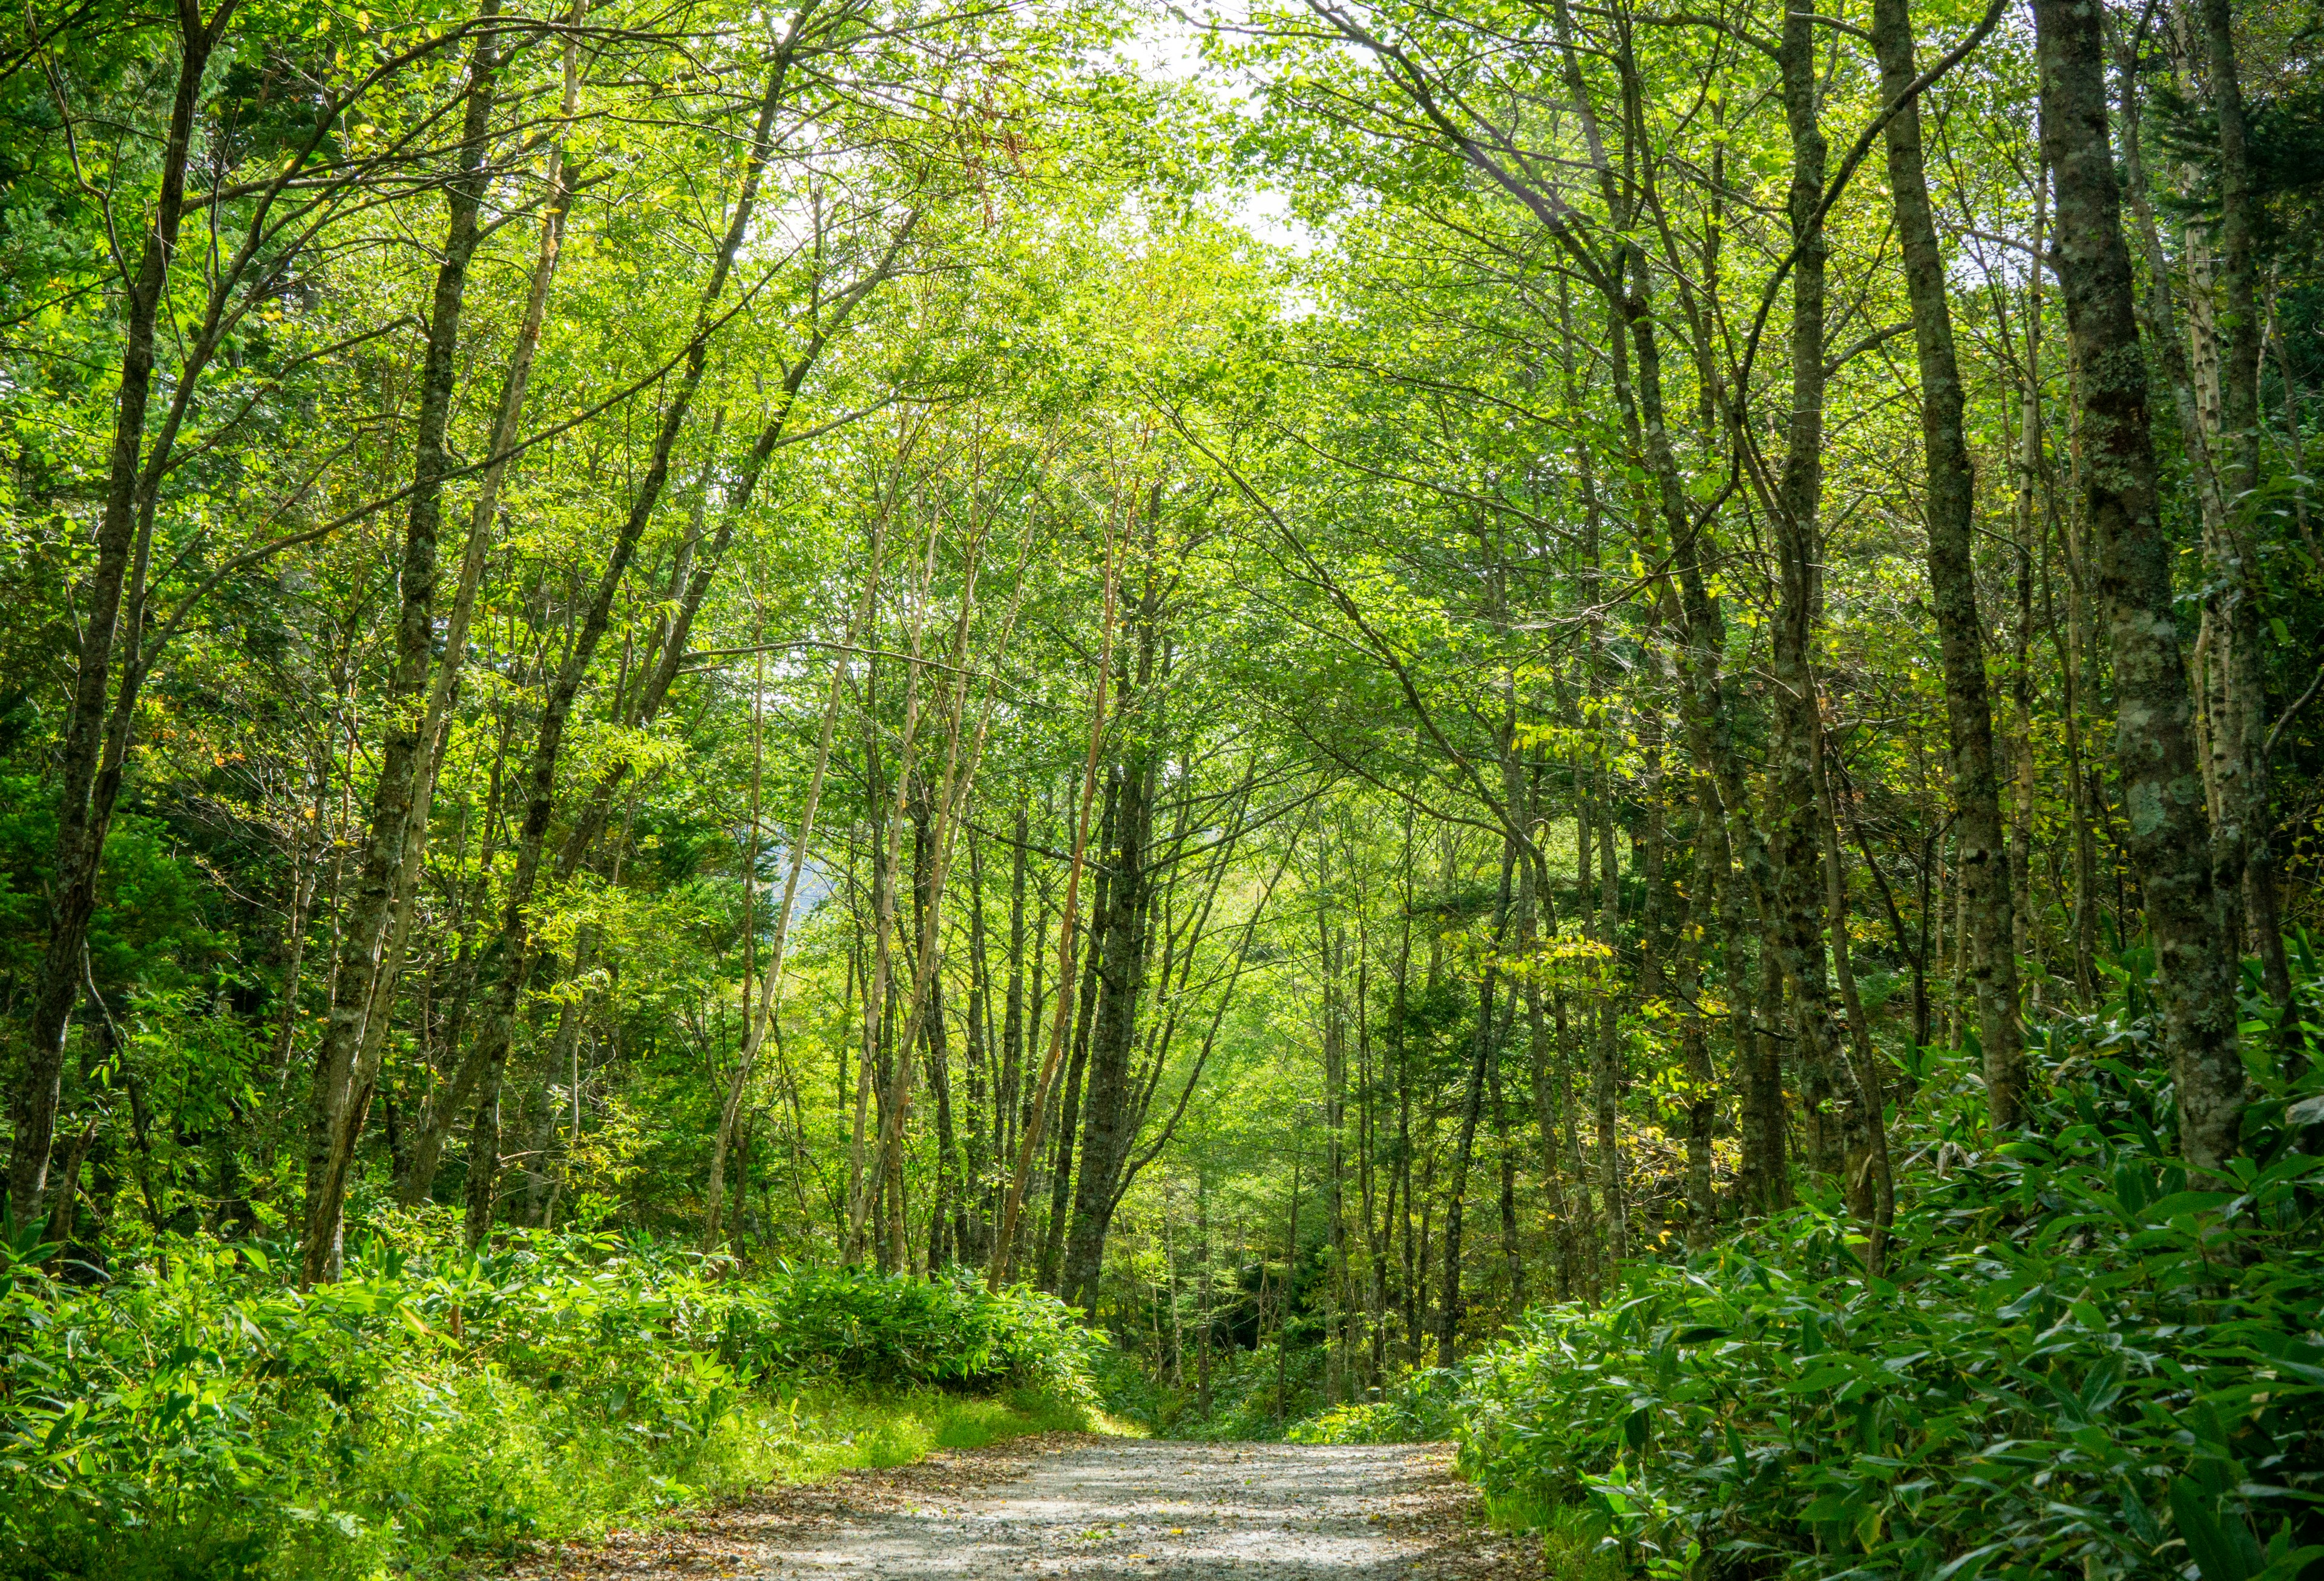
[2034,0,2242,1165]
[1278,1139,1301,1419]
[1767,8,1875,1211]
[1435,843,1511,1367]
[1062,637,1163,1306]
[1817,739,1896,1270]
[1871,0,2023,1127]
[1526,982,1575,1297]
[301,1,505,1286]
[2198,0,2290,1015]
[962,832,993,1261]
[1195,1170,1213,1418]
[988,531,1120,1289]
[1679,772,1716,1248]
[465,38,804,1245]
[1489,1055,1520,1312]
[915,790,961,1271]
[704,537,882,1244]
[1592,819,1625,1265]
[2014,180,2050,1013]
[11,0,234,1222]
[1325,912,1352,1398]
[1040,920,1098,1292]
[269,753,333,1083]
[1412,1143,1434,1359]
[1750,948,1791,1214]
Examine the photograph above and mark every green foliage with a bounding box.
[1286,1367,1460,1444]
[1095,1335,1321,1442]
[1450,1009,2324,1579]
[714,1261,1100,1404]
[0,1224,1096,1579]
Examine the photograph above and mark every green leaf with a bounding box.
[2170,1479,2265,1581]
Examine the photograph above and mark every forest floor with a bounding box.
[504,1436,1537,1580]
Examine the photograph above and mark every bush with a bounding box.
[1287,1367,1460,1444]
[1453,979,2324,1579]
[0,1225,1095,1579]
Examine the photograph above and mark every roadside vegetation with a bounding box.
[1255,958,2324,1580]
[1456,982,2322,1578]
[0,1238,1096,1579]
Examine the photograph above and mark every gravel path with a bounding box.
[512,1436,1532,1580]
[763,1441,1477,1578]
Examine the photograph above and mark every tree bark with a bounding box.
[1817,739,1896,1270]
[2034,0,2242,1165]
[1592,817,1625,1264]
[1061,620,1163,1307]
[2196,0,2290,1017]
[1434,841,1511,1367]
[988,802,1028,1253]
[1870,0,2023,1126]
[301,0,505,1286]
[10,0,234,1223]
[1678,772,1716,1247]
[1766,5,1876,1209]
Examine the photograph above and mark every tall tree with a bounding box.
[2032,0,2243,1165]
[1869,0,2024,1128]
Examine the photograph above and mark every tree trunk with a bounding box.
[988,539,1120,1289]
[11,1,231,1223]
[2034,0,2242,1165]
[1766,5,1875,1211]
[1062,640,1162,1307]
[1196,1171,1213,1417]
[1592,818,1625,1264]
[961,831,993,1262]
[704,538,881,1244]
[1870,0,2023,1127]
[1526,982,1577,1297]
[301,0,505,1286]
[1435,843,1511,1367]
[1747,947,1791,1214]
[994,803,1028,1252]
[1679,772,1716,1247]
[1817,740,1896,1270]
[2196,0,2290,1017]
[465,39,803,1246]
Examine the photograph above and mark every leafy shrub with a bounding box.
[1287,1367,1460,1444]
[0,1224,1094,1579]
[713,1262,1098,1403]
[1453,976,2324,1580]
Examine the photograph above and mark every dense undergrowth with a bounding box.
[1282,950,2324,1580]
[0,1224,1097,1580]
[1455,1060,2324,1579]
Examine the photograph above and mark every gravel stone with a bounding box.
[508,1438,1533,1580]
[763,1441,1495,1577]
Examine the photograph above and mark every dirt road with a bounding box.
[516,1436,1533,1580]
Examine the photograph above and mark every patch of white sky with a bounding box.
[1116,3,1318,257]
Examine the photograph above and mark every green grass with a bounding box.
[1482,1491,1627,1580]
[1,1236,1113,1581]
[396,1380,1106,1565]
[11,1381,1101,1581]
